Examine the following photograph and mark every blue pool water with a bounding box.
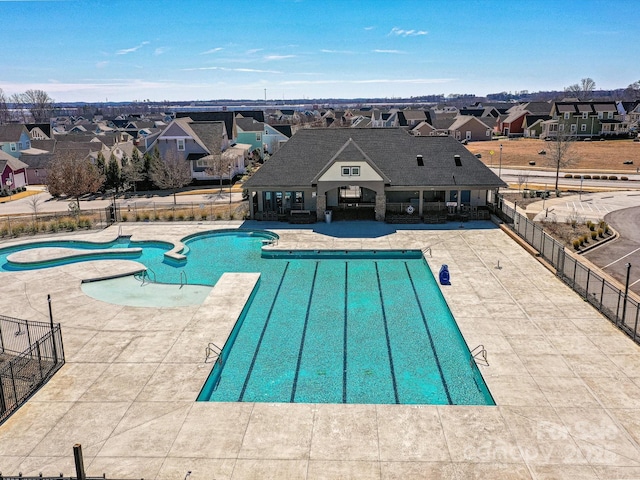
[0,230,494,405]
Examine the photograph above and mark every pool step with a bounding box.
[470,344,489,366]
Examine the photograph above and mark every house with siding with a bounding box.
[243,128,505,222]
[541,101,629,139]
[151,117,248,182]
[236,117,290,158]
[0,125,31,158]
[0,150,29,192]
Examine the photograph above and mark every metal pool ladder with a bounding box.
[180,270,188,287]
[205,342,223,364]
[422,246,432,257]
[470,344,489,366]
[140,267,157,285]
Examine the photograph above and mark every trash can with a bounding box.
[325,210,332,224]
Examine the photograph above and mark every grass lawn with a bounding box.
[466,138,640,173]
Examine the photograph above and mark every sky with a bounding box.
[0,0,638,103]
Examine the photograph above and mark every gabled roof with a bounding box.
[271,125,293,137]
[244,128,505,189]
[175,110,264,140]
[448,115,491,131]
[0,124,29,142]
[311,138,390,184]
[26,123,52,138]
[236,118,263,132]
[0,151,30,171]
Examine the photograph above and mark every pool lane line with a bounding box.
[238,261,290,402]
[375,262,400,404]
[343,262,348,403]
[290,261,319,402]
[404,262,453,405]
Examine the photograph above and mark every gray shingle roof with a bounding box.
[245,128,505,189]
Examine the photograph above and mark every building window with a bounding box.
[564,112,570,120]
[608,111,613,119]
[559,124,565,132]
[581,124,587,132]
[177,139,185,151]
[582,112,588,119]
[570,124,577,133]
[256,133,261,141]
[10,143,17,152]
[598,112,604,119]
[341,166,360,176]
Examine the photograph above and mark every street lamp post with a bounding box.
[498,144,503,180]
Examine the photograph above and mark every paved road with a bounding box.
[584,206,640,297]
[494,167,640,191]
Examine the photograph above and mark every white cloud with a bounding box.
[321,49,356,55]
[279,77,454,86]
[181,66,282,74]
[245,48,263,55]
[116,41,150,55]
[95,61,109,68]
[389,27,428,37]
[264,54,296,61]
[364,26,375,31]
[200,47,223,55]
[372,49,407,54]
[154,47,167,56]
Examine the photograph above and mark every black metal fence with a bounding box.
[493,195,640,345]
[0,315,65,425]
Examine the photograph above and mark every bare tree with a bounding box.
[22,89,55,123]
[516,172,529,194]
[9,93,28,123]
[47,150,105,210]
[204,154,230,196]
[150,149,192,204]
[624,80,640,101]
[0,88,9,125]
[565,78,596,101]
[28,194,44,228]
[546,122,577,191]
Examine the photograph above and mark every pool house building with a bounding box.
[243,128,506,222]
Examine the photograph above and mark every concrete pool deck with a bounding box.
[1,221,640,479]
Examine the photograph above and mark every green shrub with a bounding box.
[591,231,597,240]
[573,239,580,250]
[121,214,128,222]
[608,175,617,180]
[598,228,604,238]
[143,213,150,221]
[135,214,141,222]
[592,175,600,179]
[0,227,8,237]
[177,214,185,221]
[166,213,174,221]
[583,174,591,179]
[564,173,573,178]
[621,176,629,181]
[200,213,208,220]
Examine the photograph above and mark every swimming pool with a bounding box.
[0,230,494,405]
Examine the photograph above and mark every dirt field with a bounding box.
[465,138,640,174]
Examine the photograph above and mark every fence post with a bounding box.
[73,444,87,480]
[48,295,58,363]
[584,270,591,301]
[621,263,631,327]
[36,341,44,381]
[633,306,639,342]
[599,279,605,312]
[0,374,6,416]
[9,362,18,405]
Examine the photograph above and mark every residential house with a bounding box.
[26,123,52,140]
[446,116,493,141]
[235,117,290,158]
[397,109,432,129]
[370,109,398,128]
[542,101,629,139]
[243,128,505,222]
[1,150,29,192]
[0,124,31,158]
[498,106,530,137]
[152,117,248,182]
[176,110,264,143]
[523,115,552,138]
